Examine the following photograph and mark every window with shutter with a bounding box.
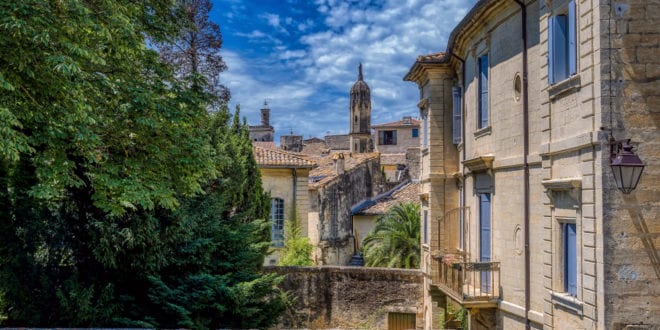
[478,55,489,129]
[564,223,577,296]
[548,0,576,84]
[452,86,462,144]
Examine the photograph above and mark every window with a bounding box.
[270,198,284,247]
[478,55,489,129]
[548,0,576,84]
[563,222,577,296]
[378,130,397,145]
[423,210,428,245]
[458,191,464,250]
[412,128,419,138]
[452,86,462,144]
[422,110,428,148]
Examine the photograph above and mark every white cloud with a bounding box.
[223,0,477,141]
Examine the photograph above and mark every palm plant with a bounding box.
[362,202,421,269]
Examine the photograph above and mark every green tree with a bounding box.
[278,215,314,267]
[142,106,287,329]
[0,1,285,328]
[362,202,421,269]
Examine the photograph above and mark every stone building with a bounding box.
[307,152,385,265]
[252,143,316,265]
[404,0,658,329]
[349,64,374,153]
[248,101,275,142]
[372,116,421,154]
[372,116,421,182]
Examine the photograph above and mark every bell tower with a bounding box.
[349,63,372,153]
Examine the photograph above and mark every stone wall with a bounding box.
[266,266,424,329]
[601,0,660,328]
[312,157,384,265]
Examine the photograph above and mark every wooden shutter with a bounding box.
[478,55,489,128]
[480,193,492,293]
[565,223,577,295]
[568,0,577,76]
[452,86,462,144]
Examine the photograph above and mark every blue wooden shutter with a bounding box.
[423,210,428,244]
[548,15,554,84]
[568,0,577,76]
[452,86,462,144]
[552,15,569,82]
[479,193,491,262]
[478,55,489,128]
[565,223,577,295]
[423,114,428,147]
[480,193,492,292]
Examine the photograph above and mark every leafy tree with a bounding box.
[142,106,287,329]
[362,202,421,269]
[0,1,285,328]
[278,215,314,267]
[156,0,230,104]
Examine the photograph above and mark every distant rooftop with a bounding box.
[253,145,316,169]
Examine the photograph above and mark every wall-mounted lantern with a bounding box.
[610,139,645,194]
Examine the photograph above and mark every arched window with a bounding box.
[270,198,285,247]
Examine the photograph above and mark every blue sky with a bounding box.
[212,0,476,141]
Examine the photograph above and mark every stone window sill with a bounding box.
[549,74,581,100]
[551,291,583,316]
[474,126,492,139]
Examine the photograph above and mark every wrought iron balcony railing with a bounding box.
[432,255,501,305]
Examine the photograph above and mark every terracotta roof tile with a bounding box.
[357,182,420,215]
[309,152,380,188]
[372,118,421,129]
[253,145,316,168]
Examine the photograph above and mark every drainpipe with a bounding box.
[513,1,531,329]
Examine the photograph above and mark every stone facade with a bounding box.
[349,64,374,153]
[253,145,316,265]
[267,266,424,329]
[308,153,385,265]
[405,0,658,329]
[372,116,421,154]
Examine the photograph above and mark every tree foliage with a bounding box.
[362,202,421,269]
[0,1,285,328]
[278,215,314,267]
[155,0,230,104]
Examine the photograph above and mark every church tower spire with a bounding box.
[349,63,372,153]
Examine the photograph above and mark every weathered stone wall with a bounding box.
[601,1,660,328]
[280,134,303,152]
[266,266,424,329]
[312,157,384,265]
[374,126,420,154]
[325,134,350,150]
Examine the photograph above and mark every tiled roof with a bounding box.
[372,118,421,128]
[252,141,277,149]
[308,152,380,188]
[354,182,420,215]
[253,145,316,168]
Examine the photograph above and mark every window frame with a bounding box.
[452,86,462,144]
[378,130,397,145]
[548,0,577,84]
[563,222,578,296]
[477,54,489,129]
[270,198,285,247]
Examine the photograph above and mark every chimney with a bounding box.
[333,153,345,175]
[403,116,412,124]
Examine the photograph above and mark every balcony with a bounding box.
[430,207,501,307]
[432,255,500,307]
